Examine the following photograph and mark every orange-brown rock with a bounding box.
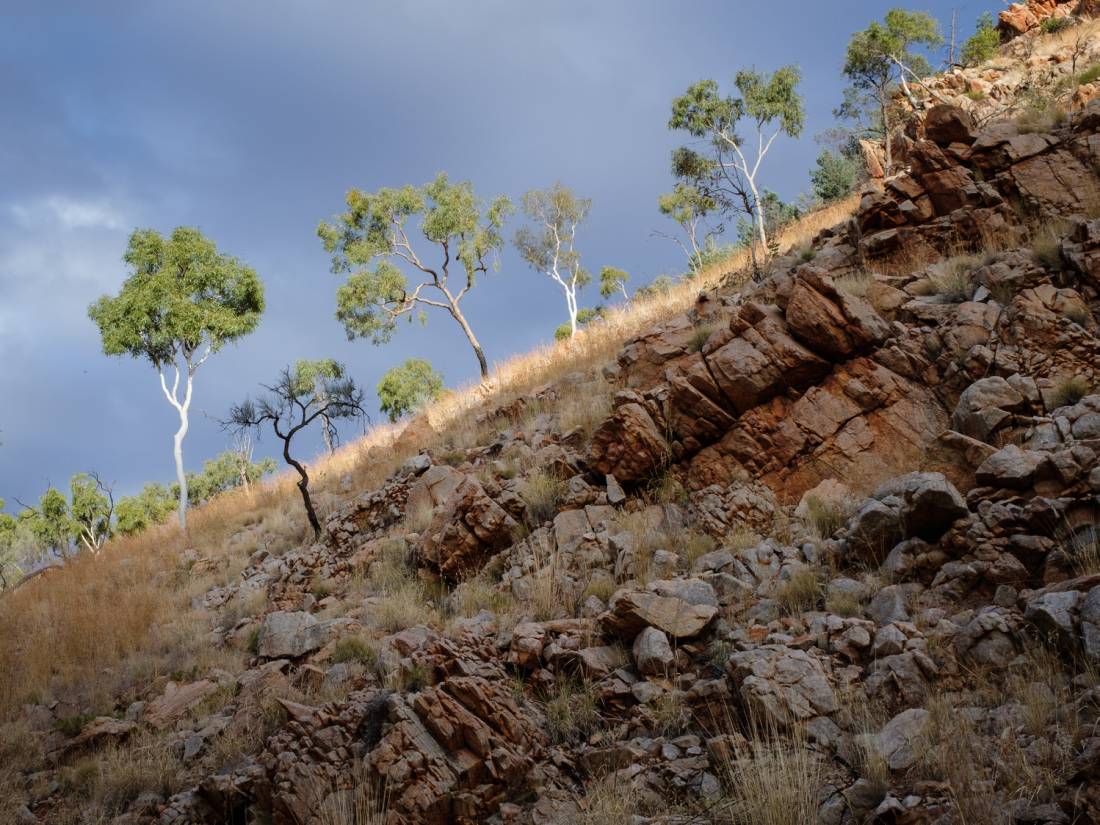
[420,476,518,581]
[589,394,671,484]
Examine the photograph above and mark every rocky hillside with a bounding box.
[5,39,1100,825]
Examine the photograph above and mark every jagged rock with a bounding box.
[877,708,930,771]
[589,397,671,484]
[846,473,968,560]
[63,716,137,756]
[727,646,838,728]
[256,611,326,659]
[633,627,675,676]
[601,588,718,640]
[952,376,1029,441]
[420,476,518,581]
[976,444,1052,490]
[783,270,889,360]
[924,104,976,146]
[144,680,219,730]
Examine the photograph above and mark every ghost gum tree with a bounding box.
[229,361,366,537]
[318,174,512,380]
[88,227,265,530]
[668,66,804,271]
[514,184,592,338]
[843,10,944,171]
[655,183,720,273]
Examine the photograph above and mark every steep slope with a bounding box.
[4,36,1100,825]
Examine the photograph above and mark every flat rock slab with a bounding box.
[601,588,717,640]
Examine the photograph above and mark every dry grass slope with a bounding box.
[0,195,858,722]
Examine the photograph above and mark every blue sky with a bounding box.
[0,0,990,507]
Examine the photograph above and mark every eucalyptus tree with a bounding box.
[656,183,720,273]
[599,267,630,301]
[0,501,20,589]
[668,67,804,269]
[318,174,512,380]
[843,10,944,170]
[229,361,366,537]
[69,472,114,553]
[514,184,591,338]
[377,358,445,422]
[88,227,265,529]
[293,358,345,454]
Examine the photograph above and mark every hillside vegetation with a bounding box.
[4,2,1100,825]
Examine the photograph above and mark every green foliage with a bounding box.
[667,67,804,254]
[656,183,720,270]
[1040,15,1074,34]
[69,473,112,551]
[960,12,1000,66]
[634,274,678,301]
[553,306,605,340]
[88,227,265,368]
[319,173,512,357]
[598,266,630,300]
[115,483,177,537]
[810,148,861,203]
[736,191,799,248]
[376,358,445,422]
[0,500,21,588]
[182,451,276,506]
[25,487,71,556]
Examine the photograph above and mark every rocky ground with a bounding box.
[6,17,1100,825]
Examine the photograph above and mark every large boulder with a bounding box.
[952,376,1029,441]
[727,645,838,728]
[420,476,518,581]
[924,105,976,147]
[256,611,328,659]
[783,270,889,361]
[975,444,1052,490]
[846,472,968,560]
[589,394,671,484]
[600,587,718,640]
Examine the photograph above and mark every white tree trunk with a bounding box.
[566,283,578,337]
[173,402,188,530]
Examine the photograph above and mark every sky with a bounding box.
[0,0,991,508]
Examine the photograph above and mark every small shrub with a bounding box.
[960,12,999,66]
[1039,15,1075,34]
[714,721,825,825]
[646,690,692,737]
[1079,64,1100,85]
[964,89,988,101]
[372,581,441,633]
[1049,375,1092,409]
[776,567,822,615]
[1017,100,1068,134]
[543,678,602,744]
[451,575,514,617]
[801,494,854,540]
[579,774,642,825]
[645,469,688,505]
[686,323,720,354]
[926,254,982,302]
[53,712,96,738]
[331,635,378,668]
[581,576,617,604]
[1067,524,1100,576]
[521,470,567,525]
[825,589,864,618]
[246,626,261,655]
[1031,230,1065,269]
[798,245,816,263]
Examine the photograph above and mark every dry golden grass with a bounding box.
[0,196,858,723]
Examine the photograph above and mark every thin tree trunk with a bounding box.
[566,285,578,337]
[283,443,320,537]
[881,92,893,173]
[450,306,489,379]
[173,406,188,530]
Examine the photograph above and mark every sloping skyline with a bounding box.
[0,1,989,506]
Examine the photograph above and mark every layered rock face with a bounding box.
[13,105,1100,825]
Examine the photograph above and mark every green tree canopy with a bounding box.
[599,267,630,301]
[376,358,445,422]
[668,67,804,272]
[810,148,862,203]
[69,473,114,552]
[88,227,265,529]
[0,500,21,589]
[115,483,177,537]
[318,174,512,379]
[656,183,722,273]
[960,12,999,67]
[514,184,592,338]
[181,450,277,506]
[554,307,605,341]
[843,9,944,169]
